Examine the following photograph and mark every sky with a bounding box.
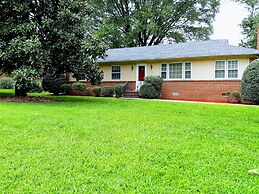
[211,0,249,46]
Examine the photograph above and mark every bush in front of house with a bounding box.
[86,88,93,96]
[227,90,241,103]
[42,72,66,95]
[114,84,125,97]
[61,84,72,95]
[0,77,15,89]
[144,75,163,93]
[102,86,114,97]
[93,87,102,97]
[139,83,158,99]
[72,82,86,95]
[140,75,163,99]
[241,59,259,104]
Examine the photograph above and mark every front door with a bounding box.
[136,65,146,91]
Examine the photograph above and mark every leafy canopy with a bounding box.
[91,0,220,48]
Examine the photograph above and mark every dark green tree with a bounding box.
[233,0,259,48]
[0,0,106,96]
[91,0,220,48]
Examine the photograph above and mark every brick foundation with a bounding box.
[161,80,241,102]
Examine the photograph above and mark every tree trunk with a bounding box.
[15,86,27,97]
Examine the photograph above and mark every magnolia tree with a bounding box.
[0,0,106,96]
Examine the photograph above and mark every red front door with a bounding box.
[138,66,145,81]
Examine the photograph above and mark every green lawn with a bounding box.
[0,89,258,193]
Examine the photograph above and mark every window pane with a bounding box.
[215,61,225,69]
[161,64,167,71]
[215,70,225,78]
[228,60,238,69]
[112,73,120,80]
[112,66,120,73]
[169,63,182,79]
[161,72,167,79]
[228,70,238,78]
[185,71,191,79]
[185,63,191,71]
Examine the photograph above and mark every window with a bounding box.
[161,62,192,79]
[78,74,86,80]
[111,65,121,80]
[215,60,239,79]
[228,60,238,78]
[215,61,226,78]
[169,63,182,79]
[185,62,191,79]
[161,64,167,79]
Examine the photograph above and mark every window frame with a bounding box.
[111,65,121,80]
[214,60,239,79]
[160,62,192,80]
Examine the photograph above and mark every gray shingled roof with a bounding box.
[97,40,259,63]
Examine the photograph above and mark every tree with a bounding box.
[91,0,220,48]
[241,59,259,104]
[0,0,106,96]
[233,0,259,48]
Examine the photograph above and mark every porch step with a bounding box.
[124,91,139,98]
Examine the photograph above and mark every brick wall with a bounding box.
[161,80,241,102]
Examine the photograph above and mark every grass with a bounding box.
[0,89,259,193]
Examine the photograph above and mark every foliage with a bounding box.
[139,83,158,99]
[93,86,102,97]
[144,75,163,93]
[86,87,93,96]
[241,59,259,103]
[227,90,241,103]
[233,0,259,48]
[61,84,72,95]
[102,86,114,97]
[72,82,87,95]
[0,0,106,94]
[42,71,66,95]
[28,81,43,93]
[91,0,220,48]
[114,85,125,97]
[140,75,163,99]
[0,77,15,89]
[12,66,40,96]
[0,94,259,193]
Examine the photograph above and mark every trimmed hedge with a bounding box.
[139,83,158,99]
[93,87,102,97]
[241,59,259,104]
[0,77,15,89]
[102,86,114,97]
[114,85,125,97]
[72,82,86,95]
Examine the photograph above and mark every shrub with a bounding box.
[61,84,72,95]
[86,88,93,96]
[0,77,15,89]
[114,85,125,97]
[29,81,43,93]
[227,91,241,103]
[144,75,163,92]
[139,83,158,99]
[102,86,114,97]
[12,66,40,96]
[241,59,259,104]
[72,82,86,95]
[42,72,66,95]
[93,87,102,97]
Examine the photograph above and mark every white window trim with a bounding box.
[214,60,239,79]
[160,62,192,80]
[111,65,121,80]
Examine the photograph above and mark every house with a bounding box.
[69,40,259,102]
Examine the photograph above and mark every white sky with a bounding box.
[211,0,249,46]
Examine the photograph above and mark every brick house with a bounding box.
[69,40,259,102]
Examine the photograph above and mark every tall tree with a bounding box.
[233,0,259,48]
[91,0,220,48]
[0,0,106,96]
